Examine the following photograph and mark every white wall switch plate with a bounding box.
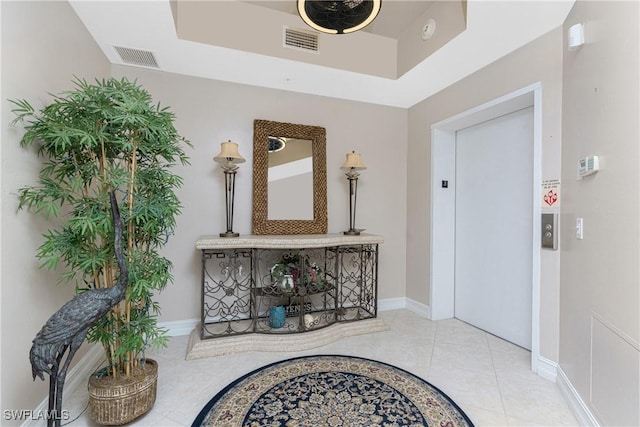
[576,217,584,239]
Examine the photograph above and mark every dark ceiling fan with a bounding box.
[297,0,382,34]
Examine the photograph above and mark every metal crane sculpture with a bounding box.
[29,191,128,427]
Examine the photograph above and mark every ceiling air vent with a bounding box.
[283,27,319,53]
[114,46,159,68]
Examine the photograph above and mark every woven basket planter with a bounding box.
[88,359,158,425]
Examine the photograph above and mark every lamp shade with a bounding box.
[297,0,382,35]
[214,140,245,165]
[341,151,367,171]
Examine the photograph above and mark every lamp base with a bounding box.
[343,229,364,236]
[220,232,240,238]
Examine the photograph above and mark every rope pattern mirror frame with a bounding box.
[252,119,327,235]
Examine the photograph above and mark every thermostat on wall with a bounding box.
[577,155,599,179]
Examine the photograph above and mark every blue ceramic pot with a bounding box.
[269,306,286,328]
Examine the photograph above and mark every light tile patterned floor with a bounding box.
[63,309,579,426]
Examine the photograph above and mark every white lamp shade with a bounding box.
[214,141,245,165]
[341,151,367,171]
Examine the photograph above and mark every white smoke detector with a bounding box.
[421,18,436,41]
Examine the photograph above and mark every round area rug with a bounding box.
[192,355,474,427]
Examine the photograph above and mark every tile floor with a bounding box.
[63,309,579,426]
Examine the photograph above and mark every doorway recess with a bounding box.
[430,82,542,372]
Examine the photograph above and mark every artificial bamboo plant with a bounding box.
[12,77,190,377]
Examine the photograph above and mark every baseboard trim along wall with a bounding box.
[161,318,200,337]
[534,356,600,426]
[536,355,558,382]
[556,365,601,426]
[405,298,431,318]
[377,297,407,312]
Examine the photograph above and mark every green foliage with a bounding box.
[12,77,190,376]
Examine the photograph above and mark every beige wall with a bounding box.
[560,2,639,425]
[109,64,408,324]
[407,28,564,359]
[1,1,110,418]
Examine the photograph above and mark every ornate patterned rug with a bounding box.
[192,355,474,427]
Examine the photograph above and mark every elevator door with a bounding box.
[454,106,533,349]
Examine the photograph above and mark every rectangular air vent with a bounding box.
[283,27,319,53]
[114,46,159,68]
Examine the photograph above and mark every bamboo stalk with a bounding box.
[109,338,117,377]
[124,141,138,377]
[126,299,131,376]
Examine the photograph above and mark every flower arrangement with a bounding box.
[270,253,325,295]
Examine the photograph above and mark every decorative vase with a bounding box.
[277,274,295,293]
[269,306,286,328]
[88,359,158,425]
[304,314,315,328]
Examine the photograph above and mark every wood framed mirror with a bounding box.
[252,119,327,235]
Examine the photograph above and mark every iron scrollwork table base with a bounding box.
[195,234,383,340]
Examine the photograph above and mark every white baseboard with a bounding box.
[160,318,199,337]
[556,365,600,427]
[405,298,431,318]
[535,355,600,426]
[378,297,407,311]
[537,355,558,382]
[378,297,431,318]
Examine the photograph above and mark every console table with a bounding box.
[194,233,383,340]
